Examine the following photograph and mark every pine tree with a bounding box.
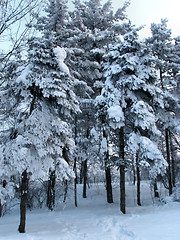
[96,25,168,211]
[0,3,80,230]
[146,19,180,195]
[67,0,130,201]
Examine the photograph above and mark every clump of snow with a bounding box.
[131,101,160,135]
[107,105,125,129]
[16,64,31,85]
[53,47,70,75]
[126,132,167,179]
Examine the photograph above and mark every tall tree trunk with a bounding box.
[47,169,56,210]
[103,129,113,203]
[63,180,68,203]
[154,179,159,198]
[169,131,176,187]
[105,165,113,203]
[165,129,173,195]
[133,165,136,185]
[80,161,84,184]
[18,170,28,233]
[120,166,125,214]
[0,180,7,217]
[160,68,164,90]
[74,117,78,207]
[136,154,141,206]
[82,127,90,198]
[119,127,126,214]
[0,199,2,217]
[73,157,78,207]
[83,160,87,198]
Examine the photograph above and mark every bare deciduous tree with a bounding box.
[0,0,43,83]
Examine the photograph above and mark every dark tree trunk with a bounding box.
[165,129,173,195]
[0,180,7,217]
[154,179,159,198]
[63,147,70,164]
[120,166,126,214]
[63,180,68,203]
[105,165,113,203]
[18,170,28,233]
[74,117,78,207]
[83,160,87,198]
[103,129,113,204]
[160,68,164,90]
[82,127,90,198]
[136,153,141,206]
[133,165,136,185]
[119,127,126,214]
[169,131,176,187]
[47,169,56,210]
[0,199,2,217]
[73,157,78,207]
[80,161,84,184]
[136,164,141,206]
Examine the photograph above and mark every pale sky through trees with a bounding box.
[67,0,179,38]
[109,0,180,38]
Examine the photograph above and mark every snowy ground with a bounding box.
[0,181,180,240]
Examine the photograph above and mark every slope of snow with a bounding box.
[0,182,179,240]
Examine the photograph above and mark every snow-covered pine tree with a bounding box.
[146,19,180,195]
[67,0,130,96]
[96,25,168,212]
[66,0,130,201]
[33,0,89,204]
[0,48,27,217]
[0,5,80,231]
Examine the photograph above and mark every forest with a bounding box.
[0,0,180,237]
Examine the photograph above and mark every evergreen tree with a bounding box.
[0,3,80,230]
[146,19,180,195]
[66,0,130,201]
[96,26,168,212]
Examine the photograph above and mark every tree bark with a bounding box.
[120,166,126,214]
[47,169,56,210]
[0,199,2,217]
[0,180,7,217]
[105,165,113,203]
[119,127,126,214]
[74,116,78,207]
[165,129,173,195]
[73,157,78,207]
[18,170,28,233]
[80,161,84,184]
[63,180,68,203]
[154,179,159,198]
[169,131,176,187]
[160,68,164,90]
[136,160,141,206]
[103,129,113,203]
[136,152,141,206]
[133,165,136,185]
[83,160,87,198]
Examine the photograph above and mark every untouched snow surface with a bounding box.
[0,182,179,240]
